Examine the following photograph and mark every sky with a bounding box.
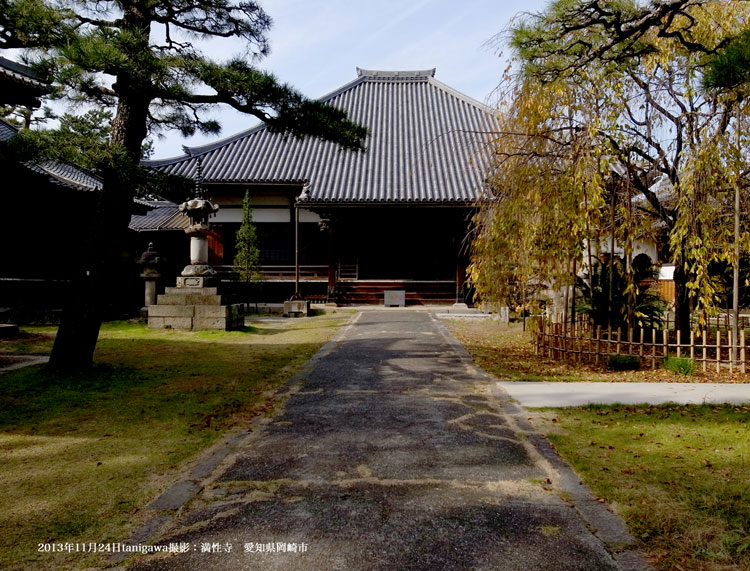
[150,0,550,159]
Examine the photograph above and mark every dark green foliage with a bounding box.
[606,355,641,371]
[663,355,697,376]
[233,191,261,285]
[7,109,112,167]
[703,29,750,91]
[576,254,666,330]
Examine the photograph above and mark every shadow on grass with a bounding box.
[0,333,333,433]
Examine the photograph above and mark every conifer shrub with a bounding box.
[663,355,697,375]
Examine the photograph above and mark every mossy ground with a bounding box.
[0,317,346,570]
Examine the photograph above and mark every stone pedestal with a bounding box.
[141,268,160,307]
[182,223,216,278]
[137,243,163,318]
[148,196,240,331]
[148,283,243,331]
[283,300,310,317]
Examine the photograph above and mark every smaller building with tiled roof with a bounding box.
[142,68,496,304]
[129,201,190,232]
[0,56,49,109]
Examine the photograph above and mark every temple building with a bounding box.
[139,68,496,305]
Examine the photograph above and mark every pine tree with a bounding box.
[233,191,261,307]
[0,0,367,369]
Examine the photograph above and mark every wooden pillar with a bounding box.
[294,204,301,299]
[326,220,336,304]
[455,262,466,304]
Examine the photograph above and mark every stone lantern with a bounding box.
[147,153,243,331]
[137,242,162,312]
[178,197,219,281]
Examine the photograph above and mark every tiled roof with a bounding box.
[129,201,190,232]
[0,56,48,90]
[0,119,15,142]
[0,56,49,106]
[1,118,102,191]
[26,160,102,192]
[144,68,497,205]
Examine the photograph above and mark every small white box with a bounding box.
[384,290,405,307]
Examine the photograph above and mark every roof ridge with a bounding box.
[427,76,496,115]
[0,56,44,81]
[356,68,435,80]
[144,73,370,164]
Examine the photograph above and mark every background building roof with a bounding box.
[0,56,49,108]
[0,119,103,192]
[144,68,497,205]
[129,201,190,232]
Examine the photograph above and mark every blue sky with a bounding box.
[152,0,550,159]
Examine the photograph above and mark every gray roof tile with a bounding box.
[0,119,15,142]
[0,56,49,93]
[129,201,190,232]
[1,119,103,191]
[26,160,102,192]
[145,68,496,204]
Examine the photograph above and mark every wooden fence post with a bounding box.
[628,327,633,355]
[663,329,669,363]
[595,326,601,365]
[652,328,657,369]
[717,330,721,373]
[677,330,681,358]
[729,330,734,374]
[640,328,645,358]
[690,331,695,362]
[702,330,707,373]
[742,329,746,374]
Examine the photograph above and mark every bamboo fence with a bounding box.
[535,319,747,373]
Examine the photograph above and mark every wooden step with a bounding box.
[336,280,456,305]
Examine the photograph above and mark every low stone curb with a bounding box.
[0,355,49,373]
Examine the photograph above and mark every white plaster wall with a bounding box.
[211,207,291,223]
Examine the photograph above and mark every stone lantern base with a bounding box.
[147,277,243,331]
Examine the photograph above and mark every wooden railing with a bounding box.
[536,319,747,373]
[214,265,328,280]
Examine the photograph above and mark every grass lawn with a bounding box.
[0,315,347,570]
[444,318,750,383]
[533,405,750,570]
[444,318,750,569]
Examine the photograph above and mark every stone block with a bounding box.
[283,300,309,317]
[185,294,222,305]
[149,305,195,318]
[228,304,245,329]
[148,316,194,330]
[165,286,218,296]
[157,294,190,305]
[194,305,230,318]
[193,317,228,330]
[176,276,215,288]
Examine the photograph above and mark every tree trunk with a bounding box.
[673,262,691,340]
[47,0,152,371]
[47,168,137,370]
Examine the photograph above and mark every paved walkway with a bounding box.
[128,311,647,570]
[499,381,750,407]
